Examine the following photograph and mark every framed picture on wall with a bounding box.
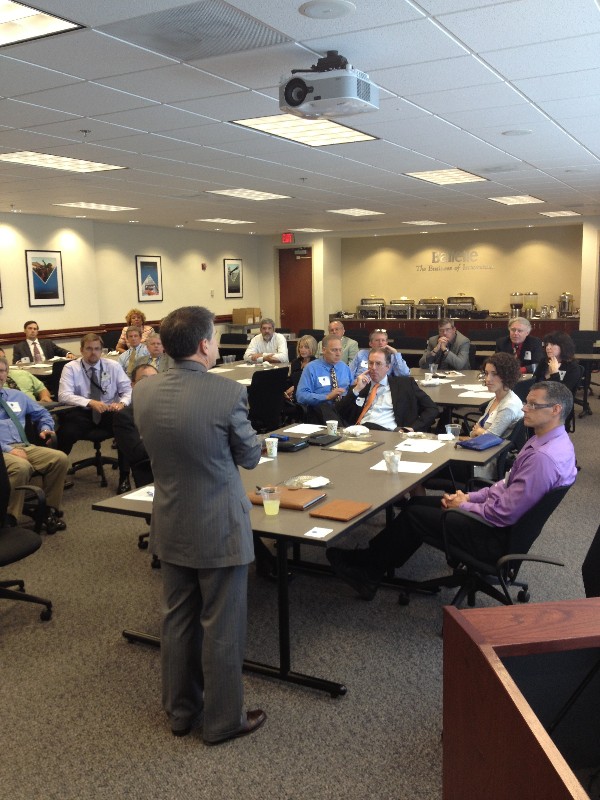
[224,258,243,298]
[25,250,65,307]
[135,255,163,302]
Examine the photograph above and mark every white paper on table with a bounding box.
[283,424,326,434]
[303,476,329,488]
[304,526,333,539]
[210,367,233,373]
[258,456,273,464]
[236,378,252,385]
[458,391,494,399]
[126,486,155,501]
[451,383,485,391]
[371,460,432,474]
[240,362,256,368]
[396,439,445,453]
[443,370,464,377]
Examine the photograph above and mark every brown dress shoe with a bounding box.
[204,709,266,745]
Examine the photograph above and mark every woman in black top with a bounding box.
[532,331,581,393]
[284,335,317,400]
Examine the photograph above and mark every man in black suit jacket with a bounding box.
[337,348,438,431]
[495,317,543,374]
[12,320,74,363]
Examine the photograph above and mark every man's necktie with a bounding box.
[32,341,43,363]
[356,382,380,424]
[89,366,103,423]
[0,394,29,444]
[330,366,341,403]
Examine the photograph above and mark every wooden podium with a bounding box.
[443,599,600,799]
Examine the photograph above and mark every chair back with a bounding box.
[506,485,571,556]
[101,329,121,351]
[469,327,507,342]
[468,344,478,370]
[220,333,248,344]
[298,329,324,341]
[46,359,68,399]
[343,329,370,348]
[247,367,289,432]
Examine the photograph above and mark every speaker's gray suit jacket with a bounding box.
[133,359,261,567]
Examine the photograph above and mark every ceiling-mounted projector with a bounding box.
[279,50,379,119]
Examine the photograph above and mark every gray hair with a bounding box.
[160,306,214,360]
[509,316,532,332]
[260,318,275,328]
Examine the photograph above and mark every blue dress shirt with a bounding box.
[296,358,352,406]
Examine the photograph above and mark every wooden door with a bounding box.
[278,247,313,334]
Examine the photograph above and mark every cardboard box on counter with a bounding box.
[232,307,261,324]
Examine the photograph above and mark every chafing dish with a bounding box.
[445,294,476,319]
[415,298,444,319]
[357,297,385,319]
[385,298,415,319]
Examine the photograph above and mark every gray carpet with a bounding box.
[1,398,599,800]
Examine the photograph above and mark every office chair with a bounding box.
[0,455,52,621]
[468,344,479,370]
[100,329,121,351]
[45,359,68,399]
[247,367,289,433]
[298,328,324,341]
[398,483,570,609]
[344,329,370,348]
[68,428,119,487]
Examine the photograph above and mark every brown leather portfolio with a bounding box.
[308,499,372,522]
[248,487,327,510]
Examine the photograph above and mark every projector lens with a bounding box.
[284,78,310,106]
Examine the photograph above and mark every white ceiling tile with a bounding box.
[92,104,210,133]
[3,29,174,80]
[371,55,499,97]
[438,0,600,51]
[16,83,157,117]
[0,98,78,128]
[406,81,524,115]
[482,34,600,80]
[514,69,600,103]
[0,55,82,97]
[96,64,242,103]
[173,90,279,120]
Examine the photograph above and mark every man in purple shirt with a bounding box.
[327,381,577,600]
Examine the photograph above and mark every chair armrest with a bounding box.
[466,477,494,492]
[496,552,565,569]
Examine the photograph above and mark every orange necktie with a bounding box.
[356,382,380,424]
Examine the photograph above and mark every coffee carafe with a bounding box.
[510,291,524,314]
[558,291,574,316]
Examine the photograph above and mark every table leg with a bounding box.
[123,541,347,698]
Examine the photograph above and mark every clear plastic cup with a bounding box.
[383,450,401,474]
[260,487,280,515]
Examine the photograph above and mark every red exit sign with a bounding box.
[281,232,295,244]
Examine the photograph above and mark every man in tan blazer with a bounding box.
[134,306,265,744]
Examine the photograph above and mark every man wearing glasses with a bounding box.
[419,318,471,370]
[496,316,543,374]
[327,381,576,600]
[349,329,410,381]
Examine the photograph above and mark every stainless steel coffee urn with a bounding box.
[558,291,574,317]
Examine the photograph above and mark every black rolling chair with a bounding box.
[69,429,119,487]
[399,484,570,609]
[219,332,248,362]
[0,456,52,621]
[247,368,289,433]
[468,344,479,370]
[344,329,370,348]
[101,329,121,351]
[45,360,68,400]
[298,328,324,341]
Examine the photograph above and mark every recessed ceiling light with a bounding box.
[129,219,139,223]
[232,114,376,147]
[489,195,544,205]
[299,1,356,19]
[0,1,81,47]
[402,220,447,225]
[405,168,486,185]
[75,215,87,218]
[539,210,581,217]
[53,202,139,212]
[327,208,384,216]
[289,228,332,232]
[206,188,290,201]
[501,129,532,136]
[0,151,125,172]
[197,218,255,224]
[175,224,184,228]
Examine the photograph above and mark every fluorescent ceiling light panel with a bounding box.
[206,188,290,201]
[289,228,332,232]
[489,195,545,205]
[232,114,376,147]
[0,1,81,47]
[327,208,384,216]
[197,218,254,224]
[53,202,138,211]
[402,220,447,225]
[405,168,486,185]
[0,151,125,172]
[539,210,581,217]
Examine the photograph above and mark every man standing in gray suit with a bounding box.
[134,306,266,744]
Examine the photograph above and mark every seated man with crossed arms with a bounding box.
[339,348,438,432]
[0,356,68,531]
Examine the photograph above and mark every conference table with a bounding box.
[93,423,509,697]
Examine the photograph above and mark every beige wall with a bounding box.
[341,227,584,315]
